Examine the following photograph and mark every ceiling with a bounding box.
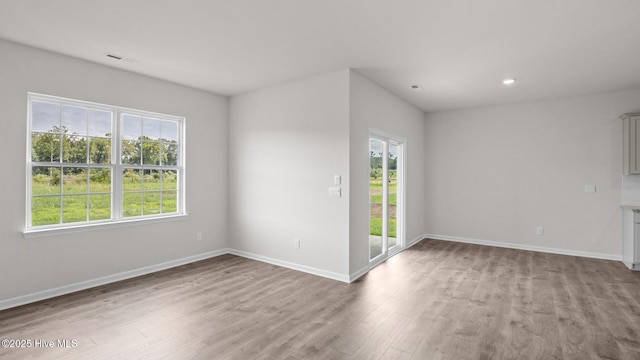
[1,0,640,113]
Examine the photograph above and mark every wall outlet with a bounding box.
[294,238,300,249]
[536,227,544,236]
[196,232,202,241]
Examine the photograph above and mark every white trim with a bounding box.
[0,249,228,311]
[28,92,185,121]
[2,234,425,311]
[406,234,424,248]
[399,141,407,251]
[228,249,350,283]
[423,233,623,261]
[352,234,426,282]
[23,213,188,238]
[368,252,388,269]
[0,248,352,311]
[369,128,407,143]
[349,266,369,282]
[26,92,186,233]
[368,129,406,264]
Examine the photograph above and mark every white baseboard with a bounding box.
[348,234,426,282]
[349,266,369,282]
[422,234,623,262]
[0,249,229,312]
[228,249,351,283]
[1,247,354,311]
[406,234,425,248]
[12,232,606,312]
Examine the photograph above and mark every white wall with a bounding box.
[8,33,628,309]
[0,40,229,304]
[424,88,640,258]
[349,71,425,275]
[229,70,351,279]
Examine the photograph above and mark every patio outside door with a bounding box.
[369,133,403,262]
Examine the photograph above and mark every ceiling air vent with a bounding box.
[105,53,139,64]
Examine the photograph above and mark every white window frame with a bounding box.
[24,93,187,238]
[368,129,406,267]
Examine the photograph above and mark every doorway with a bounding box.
[369,132,404,263]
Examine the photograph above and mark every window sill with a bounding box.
[23,214,188,239]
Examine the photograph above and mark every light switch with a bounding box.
[334,175,341,185]
[584,185,596,193]
[329,187,341,197]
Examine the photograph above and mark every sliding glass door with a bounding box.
[369,133,403,262]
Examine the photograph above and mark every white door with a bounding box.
[369,133,404,262]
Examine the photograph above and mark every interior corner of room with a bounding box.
[2,6,640,312]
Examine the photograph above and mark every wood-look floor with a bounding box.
[2,239,640,359]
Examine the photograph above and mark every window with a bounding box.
[26,93,185,233]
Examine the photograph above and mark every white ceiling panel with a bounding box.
[1,0,639,112]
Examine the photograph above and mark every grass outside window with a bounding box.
[27,93,184,231]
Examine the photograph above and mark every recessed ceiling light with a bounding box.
[410,84,422,91]
[503,78,516,85]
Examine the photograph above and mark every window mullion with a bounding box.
[113,110,122,221]
[59,165,64,225]
[85,166,89,222]
[58,103,63,225]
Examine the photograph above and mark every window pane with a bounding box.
[63,167,87,194]
[163,170,177,190]
[31,132,61,162]
[62,105,88,136]
[143,170,161,190]
[62,195,87,223]
[88,110,112,137]
[90,137,111,164]
[29,95,183,229]
[143,117,161,140]
[123,192,142,217]
[90,168,111,192]
[122,140,141,164]
[163,143,178,166]
[32,167,60,195]
[161,121,178,142]
[122,114,142,140]
[63,135,87,163]
[89,194,111,221]
[122,169,142,191]
[32,101,60,133]
[142,140,162,165]
[369,139,384,260]
[144,192,161,215]
[32,196,60,226]
[162,191,177,213]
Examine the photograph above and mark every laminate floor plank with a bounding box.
[348,312,411,360]
[377,347,412,360]
[2,240,640,359]
[389,298,450,354]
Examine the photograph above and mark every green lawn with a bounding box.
[369,217,396,237]
[369,176,398,236]
[31,170,177,226]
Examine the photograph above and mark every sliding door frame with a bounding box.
[369,129,406,267]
